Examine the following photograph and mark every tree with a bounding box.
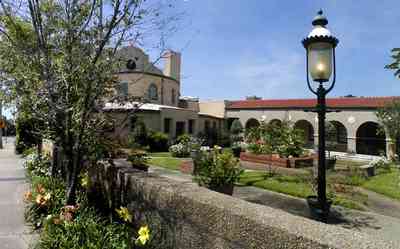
[0,0,180,204]
[376,100,400,159]
[386,48,400,79]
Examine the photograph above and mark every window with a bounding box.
[213,121,217,130]
[205,120,210,131]
[148,84,158,100]
[164,118,171,134]
[171,89,176,105]
[188,120,195,134]
[118,81,129,97]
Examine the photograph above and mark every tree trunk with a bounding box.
[65,147,82,205]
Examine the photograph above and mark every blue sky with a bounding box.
[160,0,400,100]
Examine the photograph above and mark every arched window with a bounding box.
[148,84,158,100]
[171,88,176,104]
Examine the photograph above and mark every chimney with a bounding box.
[163,50,181,82]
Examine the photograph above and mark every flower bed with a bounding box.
[240,152,315,168]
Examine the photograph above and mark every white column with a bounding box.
[386,137,396,160]
[347,137,356,154]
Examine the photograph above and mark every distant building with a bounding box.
[104,46,225,143]
[226,96,400,158]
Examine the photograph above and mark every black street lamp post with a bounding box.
[302,10,339,222]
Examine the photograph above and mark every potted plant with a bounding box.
[194,148,243,195]
[127,150,149,171]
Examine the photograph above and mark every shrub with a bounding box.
[369,157,392,173]
[127,150,149,167]
[36,206,132,249]
[169,135,203,157]
[194,149,244,189]
[129,120,148,147]
[230,119,243,135]
[169,143,190,158]
[24,150,52,178]
[176,134,191,144]
[15,116,44,154]
[147,131,169,152]
[245,121,305,157]
[25,176,66,228]
[247,141,272,155]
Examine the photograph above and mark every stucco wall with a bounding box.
[160,108,199,138]
[89,160,398,249]
[106,111,161,144]
[118,72,180,107]
[226,108,387,155]
[199,101,226,119]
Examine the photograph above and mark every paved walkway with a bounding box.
[149,165,400,244]
[0,138,35,249]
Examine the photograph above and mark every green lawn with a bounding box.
[148,152,172,157]
[363,169,400,200]
[238,171,366,210]
[239,171,313,198]
[148,157,184,171]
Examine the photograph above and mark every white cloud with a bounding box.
[233,48,310,99]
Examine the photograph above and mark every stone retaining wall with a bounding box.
[88,160,397,249]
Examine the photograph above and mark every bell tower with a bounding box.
[163,50,181,82]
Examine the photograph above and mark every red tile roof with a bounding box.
[227,97,400,109]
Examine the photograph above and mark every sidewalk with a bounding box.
[149,165,400,244]
[0,138,35,249]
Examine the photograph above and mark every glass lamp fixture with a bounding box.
[302,10,338,83]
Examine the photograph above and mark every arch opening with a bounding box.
[356,122,386,156]
[245,118,260,130]
[269,119,282,127]
[294,120,314,149]
[326,121,348,153]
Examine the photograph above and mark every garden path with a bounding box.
[356,187,400,219]
[0,137,35,249]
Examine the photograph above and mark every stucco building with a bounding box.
[104,46,225,143]
[225,97,400,158]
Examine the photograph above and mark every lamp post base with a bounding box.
[306,195,332,223]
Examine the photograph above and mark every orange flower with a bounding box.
[24,191,32,202]
[35,193,51,206]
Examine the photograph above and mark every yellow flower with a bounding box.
[44,193,51,201]
[81,174,89,187]
[136,225,150,246]
[115,206,132,223]
[35,194,44,205]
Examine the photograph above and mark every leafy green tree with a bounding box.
[230,119,243,135]
[386,48,400,78]
[0,0,179,205]
[376,100,400,159]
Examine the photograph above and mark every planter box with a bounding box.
[180,160,194,174]
[240,152,315,168]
